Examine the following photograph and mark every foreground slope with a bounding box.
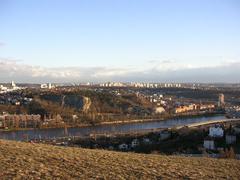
[0,140,239,179]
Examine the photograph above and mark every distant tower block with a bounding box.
[11,81,16,87]
[48,83,52,89]
[218,93,225,107]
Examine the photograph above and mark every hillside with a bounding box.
[38,90,153,115]
[0,140,240,179]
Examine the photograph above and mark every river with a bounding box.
[0,115,226,141]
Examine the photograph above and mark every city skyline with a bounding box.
[0,0,240,83]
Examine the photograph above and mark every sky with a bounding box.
[0,0,240,83]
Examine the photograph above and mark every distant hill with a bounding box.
[0,140,239,179]
[39,90,152,114]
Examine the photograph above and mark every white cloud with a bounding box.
[0,58,240,83]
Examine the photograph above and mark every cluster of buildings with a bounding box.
[174,94,225,114]
[0,81,24,94]
[0,81,33,106]
[203,124,239,151]
[61,82,240,90]
[40,83,55,89]
[174,104,215,114]
[0,114,41,129]
[144,92,216,115]
[148,94,164,103]
[99,82,126,87]
[0,93,32,106]
[96,82,183,88]
[226,106,240,118]
[130,83,182,88]
[118,130,171,151]
[135,90,226,115]
[0,113,65,129]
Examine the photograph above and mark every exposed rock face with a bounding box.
[0,140,240,179]
[61,95,66,108]
[82,96,91,113]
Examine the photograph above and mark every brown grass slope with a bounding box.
[0,140,239,180]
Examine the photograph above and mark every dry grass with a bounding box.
[0,140,239,179]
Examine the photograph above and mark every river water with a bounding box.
[0,115,226,141]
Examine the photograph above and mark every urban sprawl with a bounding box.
[0,81,240,158]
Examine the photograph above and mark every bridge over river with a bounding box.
[176,118,240,129]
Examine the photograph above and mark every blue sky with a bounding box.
[0,0,240,82]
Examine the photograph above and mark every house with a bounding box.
[118,144,128,151]
[209,125,224,138]
[131,139,139,148]
[155,107,165,114]
[142,138,151,144]
[159,130,171,140]
[174,104,197,114]
[160,100,166,105]
[203,138,215,150]
[200,104,215,111]
[226,134,236,145]
[72,115,78,121]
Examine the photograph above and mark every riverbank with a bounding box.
[0,112,224,132]
[89,112,224,126]
[0,115,227,141]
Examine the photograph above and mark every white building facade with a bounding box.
[209,126,224,138]
[204,140,215,150]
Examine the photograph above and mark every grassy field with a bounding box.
[0,140,239,179]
